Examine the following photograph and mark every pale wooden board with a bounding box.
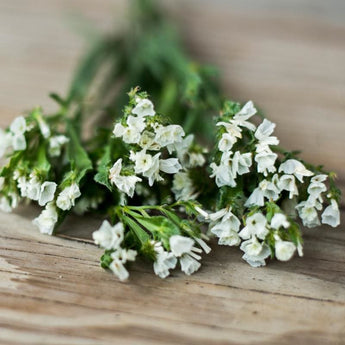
[1,1,345,344]
[0,209,345,345]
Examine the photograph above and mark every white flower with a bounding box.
[270,213,290,229]
[169,235,203,275]
[138,130,158,150]
[278,174,298,199]
[142,153,163,186]
[255,119,279,149]
[0,177,4,191]
[210,215,241,247]
[307,175,327,202]
[37,118,51,138]
[179,255,201,275]
[0,129,12,157]
[33,202,58,235]
[12,134,27,151]
[232,151,252,175]
[112,248,137,263]
[321,199,340,228]
[126,115,146,133]
[245,179,280,207]
[109,248,137,281]
[275,238,296,261]
[113,116,146,144]
[122,126,141,144]
[49,135,69,157]
[113,123,125,137]
[232,101,257,131]
[245,187,264,207]
[132,98,155,117]
[9,116,27,151]
[194,206,210,221]
[109,258,130,281]
[240,236,271,267]
[153,242,178,279]
[216,122,242,142]
[27,175,42,201]
[218,133,236,152]
[155,125,185,148]
[311,174,328,183]
[279,159,313,183]
[210,161,236,187]
[131,150,154,174]
[92,220,124,250]
[154,251,178,278]
[109,159,142,197]
[172,172,196,201]
[239,212,268,240]
[208,208,228,222]
[10,116,26,135]
[296,200,321,228]
[0,196,12,213]
[56,183,81,211]
[38,181,57,206]
[159,158,182,174]
[17,176,29,197]
[254,150,277,176]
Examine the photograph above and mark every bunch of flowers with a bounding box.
[0,89,341,280]
[0,0,341,281]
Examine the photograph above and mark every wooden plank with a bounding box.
[1,209,345,345]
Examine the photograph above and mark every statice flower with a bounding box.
[93,220,137,281]
[56,183,81,211]
[240,236,271,267]
[152,241,178,279]
[209,208,241,246]
[49,135,69,157]
[92,220,124,250]
[9,116,27,151]
[109,159,142,197]
[132,98,155,117]
[279,159,313,183]
[239,212,269,240]
[169,235,204,275]
[321,199,340,227]
[33,202,58,235]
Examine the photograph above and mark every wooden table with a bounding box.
[1,1,344,344]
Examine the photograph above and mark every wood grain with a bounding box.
[1,208,345,345]
[0,1,345,344]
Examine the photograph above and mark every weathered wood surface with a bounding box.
[1,1,345,344]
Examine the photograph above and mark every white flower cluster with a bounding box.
[209,100,341,267]
[0,114,68,160]
[0,116,28,154]
[92,220,137,281]
[110,97,186,197]
[210,101,256,187]
[296,174,340,228]
[209,208,297,266]
[14,171,57,207]
[31,183,81,235]
[152,235,211,278]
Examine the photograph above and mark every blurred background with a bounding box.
[0,0,344,192]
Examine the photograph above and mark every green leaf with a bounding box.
[94,145,112,191]
[66,120,92,183]
[36,143,51,174]
[135,215,181,237]
[100,250,114,269]
[122,215,150,245]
